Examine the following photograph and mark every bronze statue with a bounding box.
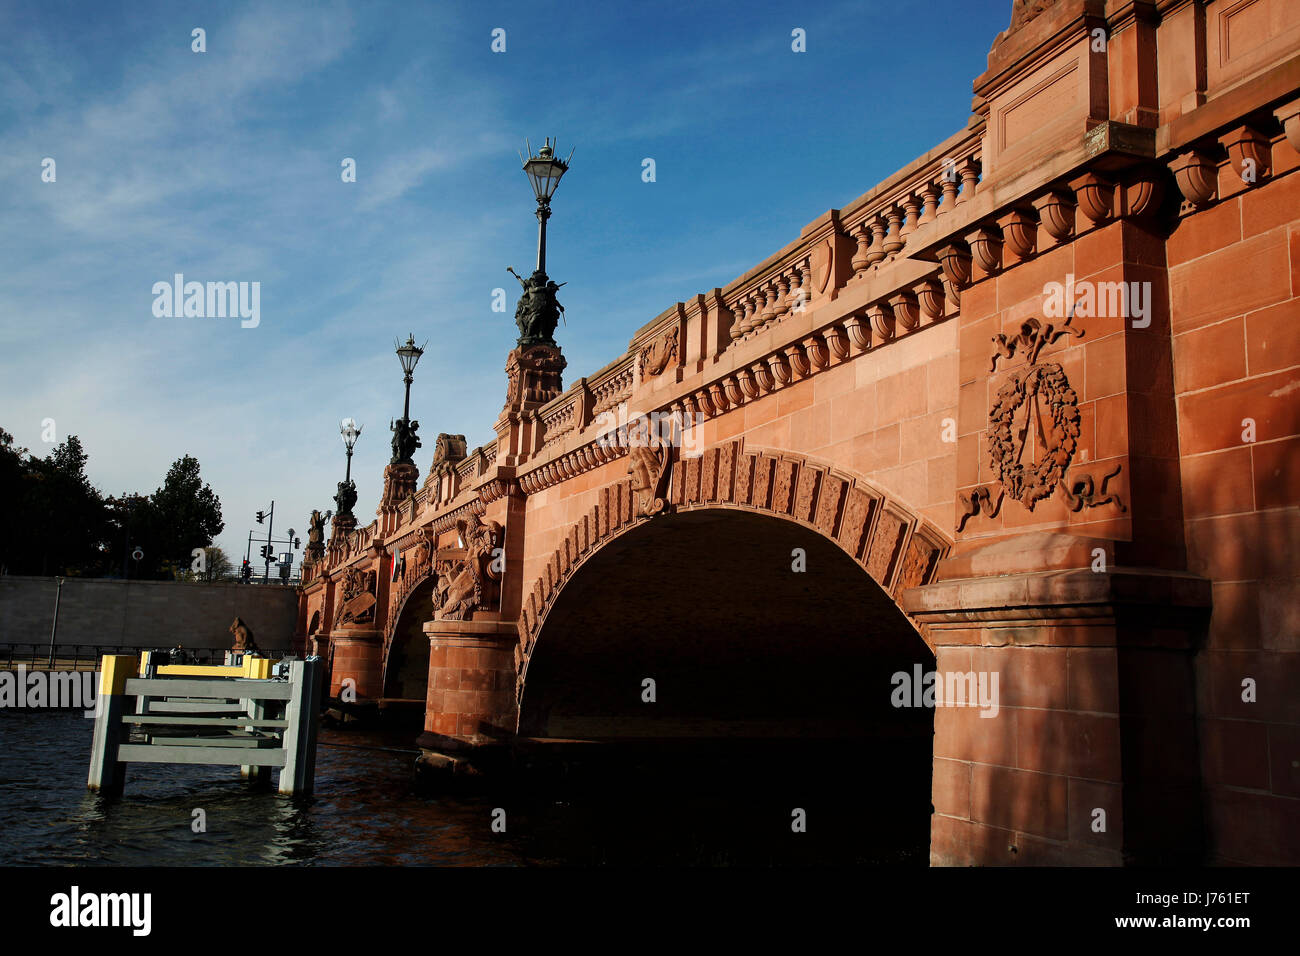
[508,267,566,348]
[230,617,258,653]
[334,479,358,518]
[308,510,325,544]
[390,417,421,465]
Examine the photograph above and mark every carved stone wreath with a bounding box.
[988,362,1080,510]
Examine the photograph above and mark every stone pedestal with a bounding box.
[327,627,382,700]
[378,462,419,535]
[495,345,567,466]
[902,533,1211,866]
[327,513,357,565]
[418,620,518,751]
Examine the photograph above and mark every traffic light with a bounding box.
[256,511,266,524]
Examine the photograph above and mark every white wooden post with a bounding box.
[87,655,136,794]
[279,658,323,795]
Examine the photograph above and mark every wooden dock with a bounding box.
[87,652,323,796]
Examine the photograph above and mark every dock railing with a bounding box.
[87,652,323,796]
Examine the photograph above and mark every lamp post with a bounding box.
[509,139,573,350]
[522,138,572,275]
[340,418,361,486]
[396,335,424,422]
[335,418,362,523]
[390,336,425,465]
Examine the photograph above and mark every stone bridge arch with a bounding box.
[514,438,952,703]
[381,562,439,701]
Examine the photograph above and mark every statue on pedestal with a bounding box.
[334,479,358,519]
[390,417,421,465]
[509,267,566,348]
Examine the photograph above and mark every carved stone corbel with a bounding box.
[1219,125,1272,186]
[1070,172,1115,226]
[966,225,1004,275]
[997,207,1039,259]
[1032,191,1075,242]
[1170,148,1218,209]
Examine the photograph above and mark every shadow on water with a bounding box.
[0,711,930,866]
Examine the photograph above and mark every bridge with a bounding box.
[297,0,1300,866]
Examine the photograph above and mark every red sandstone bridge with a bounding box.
[298,0,1300,866]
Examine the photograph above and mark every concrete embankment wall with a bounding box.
[0,576,297,651]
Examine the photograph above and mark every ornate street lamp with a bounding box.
[390,335,426,465]
[522,138,572,275]
[509,138,574,350]
[335,417,362,519]
[340,417,362,482]
[395,334,425,421]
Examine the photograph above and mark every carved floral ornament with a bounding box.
[959,311,1125,529]
[988,361,1081,511]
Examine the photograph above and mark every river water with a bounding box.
[0,710,929,866]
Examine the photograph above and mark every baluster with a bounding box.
[756,281,775,327]
[957,155,981,204]
[773,272,791,320]
[899,193,921,243]
[918,181,940,226]
[849,222,872,276]
[728,297,745,341]
[940,165,960,213]
[883,204,905,257]
[866,213,887,268]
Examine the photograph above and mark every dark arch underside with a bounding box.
[520,509,932,737]
[511,509,936,864]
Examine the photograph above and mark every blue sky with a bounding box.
[0,0,1013,569]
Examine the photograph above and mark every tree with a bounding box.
[0,431,224,581]
[144,455,225,579]
[181,545,233,583]
[1,432,112,576]
[0,429,30,574]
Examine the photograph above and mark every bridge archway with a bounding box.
[518,507,934,737]
[509,443,949,862]
[516,441,950,683]
[382,576,436,701]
